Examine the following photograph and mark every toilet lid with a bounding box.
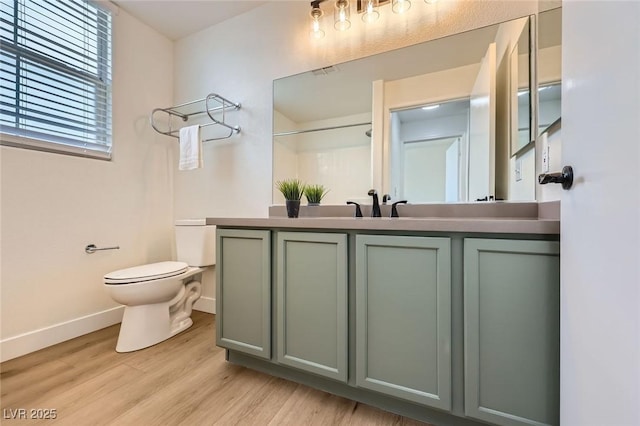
[104,261,189,284]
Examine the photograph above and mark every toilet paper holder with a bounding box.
[85,244,120,254]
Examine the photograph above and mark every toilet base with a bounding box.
[116,303,176,352]
[115,280,201,353]
[171,316,193,337]
[116,304,196,353]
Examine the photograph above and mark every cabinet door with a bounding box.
[216,229,271,359]
[276,232,348,382]
[356,235,451,410]
[464,238,560,426]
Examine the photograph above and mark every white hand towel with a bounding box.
[179,125,203,170]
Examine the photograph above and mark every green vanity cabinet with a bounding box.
[355,235,452,410]
[463,238,560,426]
[216,229,271,359]
[276,232,348,382]
[215,224,560,426]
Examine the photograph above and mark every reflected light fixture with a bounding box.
[392,0,411,14]
[310,0,325,39]
[422,104,440,110]
[361,0,380,23]
[334,0,351,31]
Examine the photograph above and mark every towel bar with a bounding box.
[150,93,241,142]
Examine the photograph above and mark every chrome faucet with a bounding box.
[368,189,382,217]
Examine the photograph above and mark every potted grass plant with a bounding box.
[276,179,305,218]
[304,184,329,206]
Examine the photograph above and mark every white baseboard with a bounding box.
[193,296,216,314]
[1,298,215,362]
[0,306,125,363]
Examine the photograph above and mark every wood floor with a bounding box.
[1,311,429,425]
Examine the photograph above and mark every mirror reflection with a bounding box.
[508,7,562,202]
[389,99,470,203]
[537,7,562,133]
[512,19,532,154]
[273,15,533,205]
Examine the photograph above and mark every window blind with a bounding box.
[0,0,112,159]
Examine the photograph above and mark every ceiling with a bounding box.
[111,1,267,40]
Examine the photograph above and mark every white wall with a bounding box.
[538,128,563,202]
[508,146,536,201]
[561,1,640,424]
[0,8,175,361]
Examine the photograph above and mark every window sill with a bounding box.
[0,133,111,161]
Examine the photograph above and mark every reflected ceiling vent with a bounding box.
[312,65,339,76]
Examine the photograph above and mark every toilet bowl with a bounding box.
[104,220,215,352]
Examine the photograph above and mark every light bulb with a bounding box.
[310,5,325,39]
[392,0,411,14]
[334,0,351,31]
[361,0,379,23]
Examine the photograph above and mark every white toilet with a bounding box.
[104,219,215,352]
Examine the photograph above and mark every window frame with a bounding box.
[0,0,113,160]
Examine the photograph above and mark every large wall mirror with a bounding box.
[273,15,538,205]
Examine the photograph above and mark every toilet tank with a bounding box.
[174,219,216,266]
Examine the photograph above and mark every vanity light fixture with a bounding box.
[334,0,352,31]
[310,0,326,39]
[392,0,411,14]
[309,0,438,37]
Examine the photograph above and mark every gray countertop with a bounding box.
[206,216,559,236]
[206,202,560,235]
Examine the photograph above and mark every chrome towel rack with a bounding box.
[150,93,241,142]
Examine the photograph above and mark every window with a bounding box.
[0,0,112,159]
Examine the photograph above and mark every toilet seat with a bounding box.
[104,261,189,285]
